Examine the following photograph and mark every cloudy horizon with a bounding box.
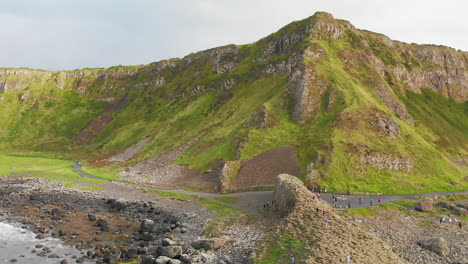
[1,0,467,71]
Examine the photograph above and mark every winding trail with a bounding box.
[72,162,467,217]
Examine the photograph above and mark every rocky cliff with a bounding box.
[0,12,466,194]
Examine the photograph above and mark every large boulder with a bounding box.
[140,219,155,232]
[191,239,226,251]
[415,200,433,211]
[454,207,468,216]
[162,238,177,246]
[161,246,182,258]
[141,255,156,264]
[436,201,454,210]
[111,198,128,211]
[155,256,171,264]
[417,238,450,256]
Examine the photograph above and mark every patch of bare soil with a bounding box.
[75,95,128,146]
[119,138,219,191]
[230,146,301,190]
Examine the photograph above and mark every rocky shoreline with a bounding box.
[0,178,260,264]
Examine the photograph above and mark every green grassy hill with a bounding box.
[0,12,466,194]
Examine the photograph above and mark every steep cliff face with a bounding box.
[0,12,466,193]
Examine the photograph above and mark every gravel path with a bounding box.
[72,162,468,215]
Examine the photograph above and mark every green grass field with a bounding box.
[0,153,106,188]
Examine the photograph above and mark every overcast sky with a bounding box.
[0,0,466,71]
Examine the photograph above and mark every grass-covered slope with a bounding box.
[0,12,466,194]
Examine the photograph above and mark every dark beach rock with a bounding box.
[88,214,97,221]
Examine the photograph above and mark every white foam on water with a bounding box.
[0,221,90,263]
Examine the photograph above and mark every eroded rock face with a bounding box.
[392,66,468,102]
[272,174,299,217]
[415,200,433,212]
[372,115,399,139]
[246,105,271,129]
[417,238,450,256]
[361,152,413,172]
[210,45,239,74]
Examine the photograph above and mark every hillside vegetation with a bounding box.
[0,12,466,194]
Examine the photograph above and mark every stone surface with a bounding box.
[415,200,433,212]
[417,238,450,256]
[155,256,171,264]
[191,239,226,251]
[160,246,182,258]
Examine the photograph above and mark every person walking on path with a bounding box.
[370,199,374,206]
[459,222,462,229]
[359,197,362,205]
[346,253,352,264]
[348,201,351,208]
[378,197,382,203]
[317,192,321,200]
[290,255,295,264]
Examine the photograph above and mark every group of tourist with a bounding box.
[440,214,463,229]
[327,194,382,208]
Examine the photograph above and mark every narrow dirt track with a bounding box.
[72,162,467,217]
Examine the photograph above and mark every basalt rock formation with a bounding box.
[256,174,408,263]
[0,12,466,193]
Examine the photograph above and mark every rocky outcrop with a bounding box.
[417,238,450,256]
[415,200,434,212]
[217,160,241,193]
[272,174,299,217]
[392,66,468,102]
[261,174,408,263]
[246,105,272,129]
[361,152,413,172]
[210,45,239,74]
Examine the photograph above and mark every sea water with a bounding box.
[0,221,90,263]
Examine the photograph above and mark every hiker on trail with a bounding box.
[378,197,382,203]
[346,253,352,264]
[459,222,462,229]
[440,218,443,224]
[317,192,321,200]
[359,197,362,204]
[333,201,337,208]
[370,199,374,206]
[290,255,295,264]
[312,193,316,199]
[323,208,327,215]
[348,201,351,208]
